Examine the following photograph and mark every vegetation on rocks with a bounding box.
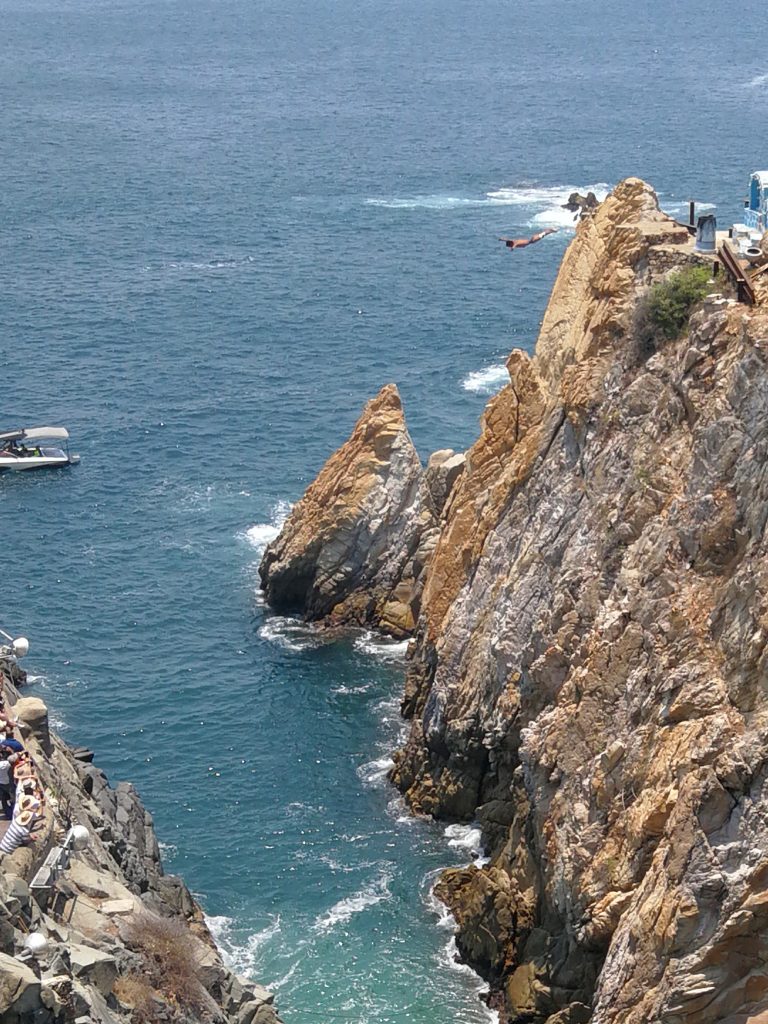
[634,263,712,358]
[122,912,208,1021]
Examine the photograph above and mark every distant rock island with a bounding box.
[563,190,600,217]
[261,178,768,1023]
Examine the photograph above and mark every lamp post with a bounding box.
[0,630,29,661]
[30,825,91,909]
[20,931,49,959]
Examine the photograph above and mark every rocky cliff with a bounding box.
[0,678,280,1024]
[261,178,768,1023]
[260,383,464,637]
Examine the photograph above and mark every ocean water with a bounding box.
[1,0,764,1019]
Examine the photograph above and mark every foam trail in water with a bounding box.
[365,195,491,210]
[313,867,394,932]
[461,363,509,395]
[353,630,410,660]
[205,914,281,979]
[366,182,610,216]
[746,72,768,88]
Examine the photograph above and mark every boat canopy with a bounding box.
[0,427,70,443]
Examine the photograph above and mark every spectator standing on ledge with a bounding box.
[0,750,14,819]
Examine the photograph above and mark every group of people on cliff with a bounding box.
[0,694,45,855]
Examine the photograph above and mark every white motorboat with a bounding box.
[0,427,80,471]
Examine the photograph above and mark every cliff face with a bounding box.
[260,177,768,1023]
[0,683,279,1024]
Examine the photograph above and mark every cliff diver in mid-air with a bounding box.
[499,227,558,250]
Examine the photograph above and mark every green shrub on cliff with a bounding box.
[647,265,712,339]
[633,264,712,360]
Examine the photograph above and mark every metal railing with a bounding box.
[719,241,756,305]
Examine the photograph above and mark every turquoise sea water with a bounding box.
[1,0,766,1019]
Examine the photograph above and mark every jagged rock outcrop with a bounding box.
[261,177,768,1022]
[260,383,464,636]
[563,191,599,219]
[0,681,280,1024]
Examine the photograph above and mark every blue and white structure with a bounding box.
[731,171,768,255]
[745,171,768,233]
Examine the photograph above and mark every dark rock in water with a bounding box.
[563,190,600,217]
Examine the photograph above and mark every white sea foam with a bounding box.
[444,822,487,864]
[386,793,417,825]
[164,255,257,272]
[492,182,610,228]
[353,631,410,660]
[241,500,292,556]
[365,195,490,210]
[422,869,456,930]
[366,182,609,219]
[357,754,395,787]
[331,683,372,695]
[660,199,716,217]
[258,616,323,652]
[270,960,300,993]
[205,913,281,978]
[461,363,509,395]
[438,937,501,1023]
[746,72,768,88]
[313,867,393,932]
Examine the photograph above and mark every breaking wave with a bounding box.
[357,754,395,787]
[366,182,610,223]
[353,631,410,660]
[461,363,509,395]
[258,616,325,652]
[205,913,281,979]
[313,867,394,932]
[444,823,488,865]
[240,500,292,556]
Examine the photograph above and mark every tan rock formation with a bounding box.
[390,182,768,1021]
[259,177,768,1022]
[260,383,463,636]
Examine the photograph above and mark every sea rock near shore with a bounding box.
[259,383,464,636]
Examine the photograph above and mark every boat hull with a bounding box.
[0,455,78,472]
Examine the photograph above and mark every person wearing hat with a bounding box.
[0,807,36,855]
[8,752,34,781]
